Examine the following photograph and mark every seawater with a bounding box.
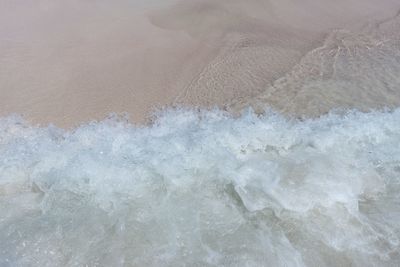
[0,108,399,266]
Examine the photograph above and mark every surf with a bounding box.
[0,108,399,266]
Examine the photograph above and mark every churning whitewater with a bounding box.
[0,109,400,266]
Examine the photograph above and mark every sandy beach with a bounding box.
[2,1,400,266]
[1,0,400,127]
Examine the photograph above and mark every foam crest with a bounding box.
[0,109,399,266]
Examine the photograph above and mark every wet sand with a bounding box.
[1,0,400,127]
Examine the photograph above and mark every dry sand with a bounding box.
[1,0,400,127]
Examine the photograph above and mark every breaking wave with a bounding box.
[0,108,399,266]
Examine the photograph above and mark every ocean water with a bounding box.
[230,11,400,118]
[0,108,399,266]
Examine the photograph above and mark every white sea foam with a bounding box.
[0,109,399,266]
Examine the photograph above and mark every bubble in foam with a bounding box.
[0,109,399,266]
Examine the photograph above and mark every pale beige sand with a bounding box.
[1,0,399,127]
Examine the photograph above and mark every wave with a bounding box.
[0,108,399,266]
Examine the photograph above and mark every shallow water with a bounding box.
[229,8,400,118]
[0,109,399,266]
[1,2,400,266]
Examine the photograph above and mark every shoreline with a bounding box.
[1,0,399,128]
